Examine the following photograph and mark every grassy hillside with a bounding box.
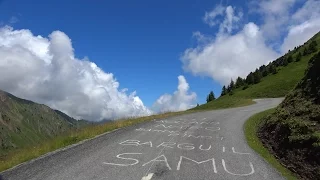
[194,31,320,110]
[231,53,311,98]
[0,90,90,157]
[258,52,320,179]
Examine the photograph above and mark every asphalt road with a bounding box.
[1,98,284,180]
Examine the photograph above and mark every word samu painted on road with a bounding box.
[102,140,255,177]
[102,153,254,176]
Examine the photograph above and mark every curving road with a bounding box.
[1,98,284,180]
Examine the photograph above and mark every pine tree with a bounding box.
[303,47,309,55]
[242,83,249,90]
[227,85,231,93]
[206,91,215,103]
[221,86,227,96]
[309,40,318,53]
[235,77,244,88]
[209,91,215,101]
[262,67,269,77]
[287,55,293,63]
[246,72,254,85]
[270,65,277,74]
[259,65,268,77]
[229,79,235,90]
[253,69,262,84]
[282,58,288,66]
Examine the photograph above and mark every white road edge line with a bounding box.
[141,173,154,180]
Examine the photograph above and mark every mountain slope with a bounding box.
[0,90,88,157]
[193,31,320,110]
[259,52,320,179]
[232,32,320,98]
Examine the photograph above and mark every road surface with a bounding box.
[1,98,284,180]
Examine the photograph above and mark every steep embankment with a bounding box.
[259,52,320,179]
[193,31,320,110]
[0,90,88,157]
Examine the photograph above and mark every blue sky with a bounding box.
[0,0,319,121]
[0,0,225,106]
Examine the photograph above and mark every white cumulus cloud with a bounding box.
[203,5,225,27]
[281,0,320,53]
[0,26,152,121]
[182,22,278,85]
[203,5,243,35]
[152,76,196,112]
[182,1,320,85]
[251,0,297,39]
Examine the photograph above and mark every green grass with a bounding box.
[191,96,255,111]
[0,110,195,172]
[244,108,298,180]
[194,33,319,111]
[193,49,314,111]
[232,53,312,98]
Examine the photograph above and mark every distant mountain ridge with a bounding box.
[0,89,90,156]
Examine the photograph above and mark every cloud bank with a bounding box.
[182,1,320,85]
[0,26,151,121]
[152,75,196,113]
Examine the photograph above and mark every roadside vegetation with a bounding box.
[191,96,254,111]
[0,110,196,172]
[258,52,320,179]
[244,108,297,180]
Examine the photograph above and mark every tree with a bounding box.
[270,65,277,74]
[221,86,227,96]
[242,83,249,90]
[227,85,231,93]
[287,55,293,63]
[196,103,199,107]
[259,65,268,77]
[209,91,215,101]
[206,91,215,103]
[309,40,318,53]
[296,52,302,62]
[282,58,288,66]
[229,79,235,90]
[303,47,309,55]
[253,69,262,84]
[235,77,244,88]
[262,67,269,77]
[246,72,254,85]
